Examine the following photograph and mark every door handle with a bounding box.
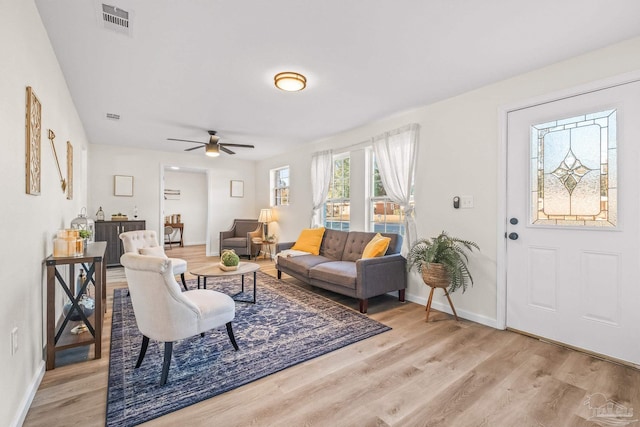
[508,232,519,240]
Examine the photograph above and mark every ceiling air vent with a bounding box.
[101,4,130,35]
[106,113,120,120]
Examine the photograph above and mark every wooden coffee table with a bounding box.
[190,262,260,303]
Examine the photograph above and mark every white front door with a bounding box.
[506,80,640,365]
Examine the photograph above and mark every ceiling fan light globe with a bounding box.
[205,144,220,157]
[274,72,306,91]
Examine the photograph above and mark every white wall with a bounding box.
[164,170,207,245]
[88,144,256,255]
[256,36,640,327]
[0,1,90,425]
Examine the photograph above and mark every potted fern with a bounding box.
[407,231,479,293]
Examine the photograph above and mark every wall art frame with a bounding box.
[230,180,244,198]
[25,86,42,195]
[114,175,134,197]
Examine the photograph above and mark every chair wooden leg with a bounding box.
[226,322,239,351]
[135,335,149,368]
[443,289,459,321]
[180,273,188,291]
[425,287,435,322]
[160,342,173,386]
[277,270,282,280]
[399,289,406,302]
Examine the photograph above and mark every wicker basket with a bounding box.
[421,263,450,288]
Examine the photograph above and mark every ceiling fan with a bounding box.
[167,130,254,157]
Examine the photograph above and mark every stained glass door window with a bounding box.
[530,110,617,227]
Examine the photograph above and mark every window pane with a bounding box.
[371,200,405,234]
[324,155,350,230]
[531,110,616,227]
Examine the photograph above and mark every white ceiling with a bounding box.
[35,0,640,161]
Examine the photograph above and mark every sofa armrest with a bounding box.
[276,242,295,253]
[220,229,234,240]
[355,254,407,299]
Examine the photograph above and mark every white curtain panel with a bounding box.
[372,123,419,251]
[310,149,333,227]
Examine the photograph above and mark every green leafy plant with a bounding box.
[220,249,240,267]
[78,230,91,239]
[407,231,479,293]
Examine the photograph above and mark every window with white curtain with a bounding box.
[369,151,413,235]
[271,166,290,206]
[324,154,350,231]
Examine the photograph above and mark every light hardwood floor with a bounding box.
[24,245,640,426]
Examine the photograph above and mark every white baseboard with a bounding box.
[405,292,498,329]
[11,360,45,427]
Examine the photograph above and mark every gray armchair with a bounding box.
[219,219,262,258]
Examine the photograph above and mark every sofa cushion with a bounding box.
[319,229,348,260]
[222,237,248,248]
[234,221,260,237]
[291,227,325,255]
[362,233,392,259]
[139,246,167,258]
[341,231,378,261]
[277,254,333,278]
[309,261,357,289]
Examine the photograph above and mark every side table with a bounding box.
[252,238,275,260]
[45,241,107,370]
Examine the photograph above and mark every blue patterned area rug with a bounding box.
[106,272,390,426]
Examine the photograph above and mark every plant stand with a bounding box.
[425,285,459,322]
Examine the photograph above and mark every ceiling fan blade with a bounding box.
[184,145,204,152]
[168,138,206,145]
[220,146,235,155]
[219,143,255,148]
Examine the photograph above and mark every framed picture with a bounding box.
[25,86,42,195]
[66,141,73,200]
[114,175,134,196]
[230,180,244,198]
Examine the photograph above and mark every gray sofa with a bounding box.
[276,229,406,313]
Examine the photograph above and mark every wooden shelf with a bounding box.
[45,242,106,370]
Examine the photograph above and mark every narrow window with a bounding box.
[271,166,290,206]
[324,154,350,231]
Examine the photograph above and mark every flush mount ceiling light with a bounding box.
[274,72,307,92]
[205,143,220,157]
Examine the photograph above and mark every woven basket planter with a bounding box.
[421,263,450,288]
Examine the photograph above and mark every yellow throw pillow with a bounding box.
[362,233,391,259]
[291,227,326,255]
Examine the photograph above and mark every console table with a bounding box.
[164,222,184,247]
[45,242,106,370]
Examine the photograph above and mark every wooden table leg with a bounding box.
[94,258,103,359]
[46,263,56,370]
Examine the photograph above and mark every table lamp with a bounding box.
[258,208,273,239]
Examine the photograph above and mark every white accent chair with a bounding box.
[121,253,238,385]
[119,229,189,291]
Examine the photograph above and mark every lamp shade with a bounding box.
[274,72,307,92]
[258,208,273,223]
[205,144,220,157]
